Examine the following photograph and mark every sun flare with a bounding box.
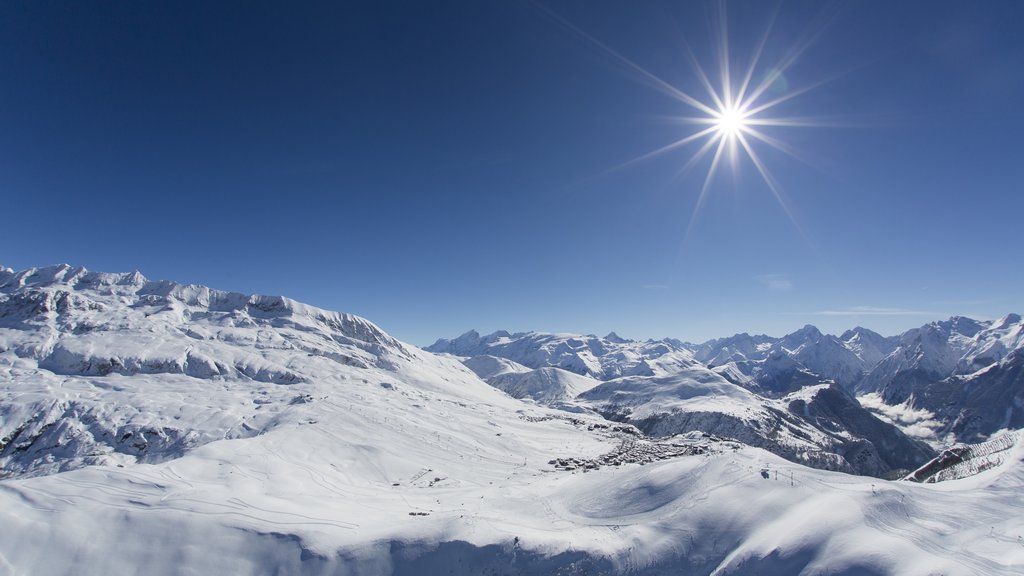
[538,2,838,241]
[714,105,748,139]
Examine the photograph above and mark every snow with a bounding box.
[959,313,1024,373]
[694,326,880,391]
[3,431,1021,574]
[860,316,989,394]
[428,329,698,380]
[1,265,1023,574]
[460,354,532,380]
[486,367,601,405]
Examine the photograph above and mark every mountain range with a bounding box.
[1,264,1022,575]
[431,312,1024,447]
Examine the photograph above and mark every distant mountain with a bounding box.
[859,316,987,396]
[459,354,601,405]
[867,314,1024,442]
[690,332,776,366]
[460,354,532,380]
[841,326,899,367]
[487,367,602,405]
[577,372,933,477]
[694,324,893,392]
[958,313,1023,372]
[427,330,698,380]
[432,328,935,476]
[435,314,1024,447]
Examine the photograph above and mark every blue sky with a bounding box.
[2,1,1023,345]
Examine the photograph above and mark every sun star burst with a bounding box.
[537,2,840,241]
[714,105,749,139]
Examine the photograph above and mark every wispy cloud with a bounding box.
[756,274,793,292]
[813,306,940,317]
[643,284,670,291]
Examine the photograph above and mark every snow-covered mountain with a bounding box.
[2,264,1024,574]
[690,332,776,366]
[841,326,900,367]
[459,356,602,405]
[432,328,934,476]
[436,315,1024,448]
[695,324,895,391]
[866,315,1024,443]
[958,313,1024,371]
[427,330,698,380]
[722,316,1024,446]
[0,263,484,478]
[859,316,988,396]
[488,367,601,405]
[577,374,932,478]
[683,317,1024,446]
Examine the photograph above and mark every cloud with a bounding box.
[756,274,793,292]
[813,306,940,317]
[858,393,941,440]
[642,284,670,291]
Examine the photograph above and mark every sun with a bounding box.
[537,3,837,241]
[714,105,749,139]
[536,2,837,240]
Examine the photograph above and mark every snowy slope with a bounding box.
[1,265,1023,574]
[460,354,533,380]
[0,264,526,478]
[487,367,601,405]
[458,355,602,406]
[1,409,1021,575]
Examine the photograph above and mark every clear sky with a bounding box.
[2,1,1023,345]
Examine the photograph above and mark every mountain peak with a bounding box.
[428,329,482,352]
[844,326,876,336]
[939,316,986,338]
[604,331,628,343]
[780,324,823,346]
[992,313,1022,330]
